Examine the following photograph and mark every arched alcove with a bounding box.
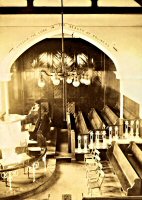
[9,37,119,127]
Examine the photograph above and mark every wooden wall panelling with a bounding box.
[105,71,120,109]
[123,95,139,119]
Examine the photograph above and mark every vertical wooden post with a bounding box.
[139,105,142,137]
[71,130,76,160]
[119,80,124,138]
[27,0,34,8]
[91,0,98,7]
[4,81,9,118]
[140,119,142,138]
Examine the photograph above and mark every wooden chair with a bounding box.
[87,170,100,183]
[85,151,101,166]
[84,152,94,162]
[84,148,100,162]
[87,170,105,196]
[86,162,103,178]
[94,149,100,156]
[85,157,97,166]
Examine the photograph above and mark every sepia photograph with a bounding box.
[0,1,142,200]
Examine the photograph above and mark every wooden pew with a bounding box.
[107,141,141,196]
[74,111,89,149]
[102,105,119,125]
[75,111,89,135]
[88,108,106,130]
[125,142,142,182]
[82,196,142,200]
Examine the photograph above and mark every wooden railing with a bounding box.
[0,147,48,190]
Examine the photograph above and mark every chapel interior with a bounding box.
[0,1,142,200]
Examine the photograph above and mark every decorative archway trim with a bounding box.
[0,23,120,81]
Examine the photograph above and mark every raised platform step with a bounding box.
[0,158,56,200]
[28,146,41,157]
[28,139,52,147]
[28,146,56,158]
[28,140,38,147]
[55,152,72,162]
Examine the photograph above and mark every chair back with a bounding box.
[97,162,103,170]
[98,170,105,188]
[95,154,101,162]
[94,149,100,155]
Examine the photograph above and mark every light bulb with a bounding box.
[52,78,60,85]
[51,75,54,81]
[38,78,45,88]
[84,78,91,85]
[51,73,60,85]
[73,78,80,87]
[80,75,85,84]
[84,75,91,85]
[66,76,72,84]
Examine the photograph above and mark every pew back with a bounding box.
[113,143,139,187]
[88,108,105,130]
[130,142,142,166]
[102,105,118,125]
[125,142,142,184]
[75,111,89,134]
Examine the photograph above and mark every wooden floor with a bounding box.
[26,160,124,200]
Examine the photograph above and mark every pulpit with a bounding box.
[0,114,29,160]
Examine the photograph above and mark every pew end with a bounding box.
[127,178,142,196]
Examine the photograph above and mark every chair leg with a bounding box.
[99,187,102,196]
[88,187,91,196]
[91,188,93,197]
[88,187,93,197]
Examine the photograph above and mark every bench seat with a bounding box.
[125,142,142,193]
[107,141,141,196]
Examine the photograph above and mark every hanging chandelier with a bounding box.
[35,0,94,88]
[37,67,93,88]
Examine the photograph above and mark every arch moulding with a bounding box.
[0,23,120,81]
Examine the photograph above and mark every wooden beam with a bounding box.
[0,6,142,14]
